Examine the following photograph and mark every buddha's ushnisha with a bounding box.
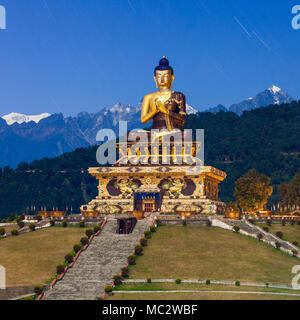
[141,56,186,131]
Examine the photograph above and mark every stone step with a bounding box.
[43,218,153,300]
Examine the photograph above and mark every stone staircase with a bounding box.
[222,218,299,253]
[43,218,153,300]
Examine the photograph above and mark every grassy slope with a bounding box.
[128,226,299,284]
[0,227,87,287]
[256,223,300,246]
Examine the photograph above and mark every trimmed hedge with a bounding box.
[80,237,88,246]
[79,220,85,228]
[134,245,143,256]
[34,285,43,295]
[121,267,129,278]
[73,244,81,253]
[65,253,73,264]
[128,255,136,265]
[56,265,65,275]
[276,231,283,239]
[144,230,151,239]
[113,275,122,286]
[233,225,240,233]
[85,229,94,238]
[140,238,148,247]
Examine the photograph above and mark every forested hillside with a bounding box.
[0,101,299,219]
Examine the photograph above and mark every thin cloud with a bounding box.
[233,16,252,38]
[127,0,136,14]
[42,0,57,24]
[252,30,272,50]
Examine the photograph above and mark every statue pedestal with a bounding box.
[81,164,227,217]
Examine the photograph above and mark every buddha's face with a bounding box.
[154,70,174,89]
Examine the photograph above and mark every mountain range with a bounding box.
[0,85,294,167]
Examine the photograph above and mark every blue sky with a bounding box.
[0,0,299,116]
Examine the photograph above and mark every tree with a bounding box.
[279,169,300,207]
[234,169,273,213]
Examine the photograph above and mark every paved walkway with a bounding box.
[114,290,300,298]
[43,219,152,300]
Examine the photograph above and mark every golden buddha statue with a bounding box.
[141,56,186,131]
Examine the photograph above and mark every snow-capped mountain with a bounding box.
[2,112,51,125]
[0,86,294,167]
[229,85,293,115]
[203,104,227,114]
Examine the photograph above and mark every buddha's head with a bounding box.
[154,56,174,89]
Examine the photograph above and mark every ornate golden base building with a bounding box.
[80,57,227,217]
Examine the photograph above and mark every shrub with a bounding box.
[134,245,143,256]
[155,218,161,226]
[233,225,240,233]
[248,219,254,224]
[65,253,73,264]
[235,281,240,286]
[182,218,187,226]
[276,231,283,239]
[34,285,43,295]
[206,220,212,227]
[140,238,148,247]
[266,220,272,226]
[29,223,36,231]
[297,221,300,226]
[0,227,5,236]
[23,296,33,300]
[128,255,136,265]
[265,283,269,288]
[144,230,151,239]
[206,280,211,285]
[292,249,298,257]
[113,275,122,286]
[104,285,113,294]
[80,237,88,246]
[62,220,67,228]
[50,219,55,227]
[1,219,6,223]
[121,267,129,278]
[147,278,152,283]
[73,244,81,253]
[17,221,25,229]
[282,219,286,226]
[36,215,42,221]
[175,278,181,284]
[11,229,19,236]
[257,233,263,241]
[290,220,295,226]
[150,225,156,233]
[275,242,282,250]
[79,220,85,228]
[262,226,269,232]
[292,241,299,247]
[94,225,101,233]
[56,265,65,275]
[85,229,94,238]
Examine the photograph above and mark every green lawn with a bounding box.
[128,225,299,284]
[0,227,87,287]
[108,283,300,300]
